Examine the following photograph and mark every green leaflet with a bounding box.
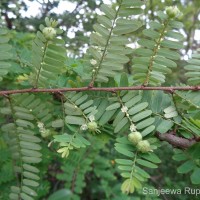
[143,29,160,39]
[100,4,116,20]
[93,24,110,38]
[65,116,86,125]
[23,171,40,180]
[191,168,200,184]
[113,20,142,35]
[23,179,39,187]
[22,186,37,196]
[157,120,173,134]
[136,159,158,169]
[140,153,161,164]
[52,119,64,128]
[119,8,143,17]
[114,117,129,133]
[97,15,112,28]
[106,102,121,111]
[177,160,195,174]
[99,110,116,126]
[136,117,155,130]
[157,48,180,60]
[23,164,39,173]
[137,39,156,49]
[161,40,183,49]
[163,105,178,118]
[20,193,34,200]
[132,110,152,122]
[122,0,144,7]
[128,102,148,115]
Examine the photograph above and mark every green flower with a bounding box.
[136,140,152,153]
[42,27,56,40]
[128,132,142,145]
[166,6,181,18]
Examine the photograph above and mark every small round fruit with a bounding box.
[87,121,98,131]
[128,132,142,145]
[42,27,56,40]
[136,140,151,153]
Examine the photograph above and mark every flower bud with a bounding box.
[87,121,98,131]
[42,27,56,40]
[128,132,142,145]
[166,6,181,18]
[136,140,151,153]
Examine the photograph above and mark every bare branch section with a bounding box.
[156,132,197,149]
[0,86,200,96]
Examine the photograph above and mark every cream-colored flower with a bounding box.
[130,124,136,132]
[37,122,44,129]
[57,147,69,158]
[80,124,88,131]
[89,115,95,122]
[121,106,128,113]
[90,59,97,65]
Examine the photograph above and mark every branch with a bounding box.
[0,86,200,96]
[156,132,197,149]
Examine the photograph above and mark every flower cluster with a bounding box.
[130,124,136,132]
[166,6,181,18]
[128,131,152,153]
[57,146,69,158]
[90,59,97,65]
[37,122,51,137]
[80,115,100,134]
[120,105,150,152]
[42,27,56,40]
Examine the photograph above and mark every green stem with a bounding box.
[89,3,123,86]
[7,96,23,200]
[117,94,136,130]
[63,95,89,123]
[128,152,138,190]
[143,19,170,86]
[154,112,195,135]
[34,41,49,88]
[174,91,200,109]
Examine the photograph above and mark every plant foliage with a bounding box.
[0,0,200,200]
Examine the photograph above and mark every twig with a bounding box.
[156,131,196,149]
[0,86,200,96]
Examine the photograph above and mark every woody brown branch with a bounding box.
[156,132,197,149]
[0,86,200,96]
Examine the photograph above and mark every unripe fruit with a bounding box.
[166,6,180,18]
[42,27,56,40]
[87,121,98,131]
[128,132,142,145]
[136,140,151,153]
